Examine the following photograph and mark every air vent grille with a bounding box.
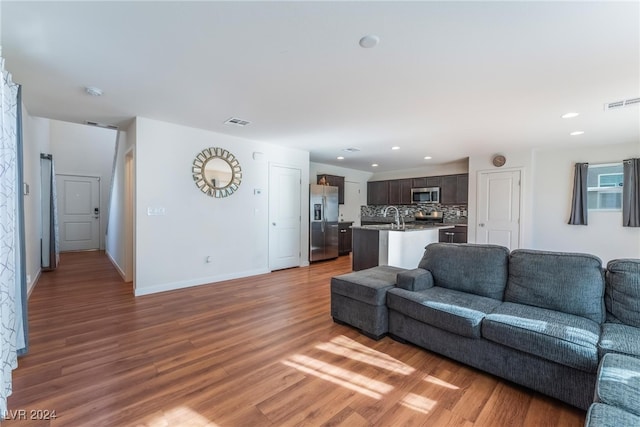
[604,97,640,111]
[342,147,361,153]
[85,121,118,130]
[224,117,251,127]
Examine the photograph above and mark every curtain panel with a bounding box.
[568,162,589,225]
[0,57,27,415]
[622,158,640,227]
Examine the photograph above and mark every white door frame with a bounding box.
[125,147,135,284]
[475,167,524,249]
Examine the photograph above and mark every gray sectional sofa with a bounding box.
[330,243,640,411]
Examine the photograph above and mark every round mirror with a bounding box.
[192,147,242,198]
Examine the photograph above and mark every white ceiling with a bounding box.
[2,1,639,172]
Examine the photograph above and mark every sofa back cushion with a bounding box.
[605,259,640,328]
[417,243,509,300]
[505,249,605,323]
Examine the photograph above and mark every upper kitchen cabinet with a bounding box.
[411,176,441,188]
[440,174,469,205]
[388,178,412,205]
[317,174,345,204]
[367,180,389,205]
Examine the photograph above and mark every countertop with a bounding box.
[352,223,455,232]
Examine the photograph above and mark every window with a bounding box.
[587,163,623,210]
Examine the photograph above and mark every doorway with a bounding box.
[269,164,301,271]
[476,169,522,250]
[56,174,101,251]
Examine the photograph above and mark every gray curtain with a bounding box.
[622,158,640,227]
[568,163,589,225]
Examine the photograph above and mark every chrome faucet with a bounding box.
[382,205,404,229]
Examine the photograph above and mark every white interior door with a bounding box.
[56,175,101,251]
[269,165,301,270]
[476,169,521,250]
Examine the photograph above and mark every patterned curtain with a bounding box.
[0,55,27,414]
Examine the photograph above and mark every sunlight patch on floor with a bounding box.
[401,393,438,414]
[283,354,393,399]
[425,374,460,390]
[316,335,416,375]
[142,406,220,427]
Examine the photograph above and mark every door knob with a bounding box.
[479,223,485,227]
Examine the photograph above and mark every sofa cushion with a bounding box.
[396,268,433,291]
[598,322,640,359]
[585,403,640,427]
[595,353,640,416]
[605,259,640,328]
[331,265,405,305]
[504,249,605,323]
[417,243,509,300]
[387,286,502,339]
[483,302,600,372]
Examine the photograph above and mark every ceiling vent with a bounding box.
[604,97,640,111]
[342,147,361,153]
[224,117,251,127]
[85,121,118,130]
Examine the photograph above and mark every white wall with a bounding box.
[467,143,640,264]
[49,120,117,250]
[105,126,135,280]
[134,117,309,296]
[531,142,640,263]
[309,162,372,225]
[21,107,50,295]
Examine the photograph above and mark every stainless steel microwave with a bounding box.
[411,187,440,204]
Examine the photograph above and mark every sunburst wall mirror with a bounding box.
[192,147,242,198]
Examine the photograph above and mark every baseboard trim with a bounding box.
[106,250,127,281]
[27,270,42,299]
[134,268,270,297]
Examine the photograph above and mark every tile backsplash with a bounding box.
[361,203,468,223]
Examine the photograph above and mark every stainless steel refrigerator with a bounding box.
[310,184,339,262]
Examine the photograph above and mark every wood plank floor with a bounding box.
[5,251,586,426]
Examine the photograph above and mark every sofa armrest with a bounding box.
[596,353,640,417]
[396,268,433,291]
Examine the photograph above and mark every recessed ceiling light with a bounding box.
[562,112,579,119]
[371,163,379,167]
[337,156,344,160]
[85,86,103,96]
[570,131,585,136]
[424,156,432,160]
[391,146,400,150]
[359,35,380,48]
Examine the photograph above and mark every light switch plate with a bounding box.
[147,207,166,216]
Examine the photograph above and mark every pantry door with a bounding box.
[476,169,521,250]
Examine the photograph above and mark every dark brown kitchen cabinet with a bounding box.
[338,222,353,256]
[438,226,468,243]
[388,179,412,205]
[352,228,379,271]
[317,174,345,204]
[367,181,389,205]
[412,176,441,188]
[440,174,469,205]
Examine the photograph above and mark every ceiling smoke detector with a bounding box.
[604,97,640,111]
[224,117,251,127]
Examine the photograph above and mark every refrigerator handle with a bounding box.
[321,195,325,232]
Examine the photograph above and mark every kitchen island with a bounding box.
[351,223,455,271]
